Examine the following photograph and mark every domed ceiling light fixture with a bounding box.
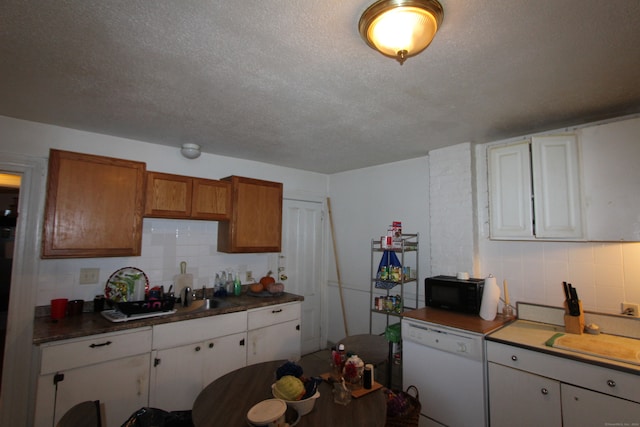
[359,0,443,65]
[180,143,201,159]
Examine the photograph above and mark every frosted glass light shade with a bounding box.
[180,143,201,159]
[359,0,443,65]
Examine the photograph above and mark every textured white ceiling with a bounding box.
[1,0,639,173]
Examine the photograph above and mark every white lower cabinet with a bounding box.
[488,362,561,427]
[247,302,301,365]
[149,311,248,412]
[34,301,302,425]
[561,383,640,427]
[35,328,152,427]
[487,341,640,427]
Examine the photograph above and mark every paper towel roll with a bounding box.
[480,275,500,320]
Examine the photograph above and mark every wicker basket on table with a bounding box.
[384,385,421,427]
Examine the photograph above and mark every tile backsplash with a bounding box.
[479,240,640,315]
[37,218,270,306]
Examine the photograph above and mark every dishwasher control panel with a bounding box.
[403,319,484,361]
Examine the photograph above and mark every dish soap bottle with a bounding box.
[233,272,242,296]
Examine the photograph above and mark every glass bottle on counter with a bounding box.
[233,272,242,296]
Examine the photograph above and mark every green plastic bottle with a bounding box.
[233,273,242,296]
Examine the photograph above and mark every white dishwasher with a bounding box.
[402,318,488,427]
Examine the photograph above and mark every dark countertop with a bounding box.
[402,307,513,335]
[33,292,304,345]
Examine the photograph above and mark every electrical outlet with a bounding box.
[621,302,640,317]
[246,271,253,282]
[79,268,100,285]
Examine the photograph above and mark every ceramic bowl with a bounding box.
[271,384,320,416]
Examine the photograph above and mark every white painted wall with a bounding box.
[326,157,430,341]
[429,143,477,276]
[0,115,328,305]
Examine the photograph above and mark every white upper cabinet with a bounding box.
[531,135,583,239]
[579,118,640,241]
[489,135,583,240]
[488,141,534,238]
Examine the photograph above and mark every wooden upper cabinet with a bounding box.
[42,149,146,258]
[144,172,192,218]
[144,172,231,220]
[217,176,283,253]
[192,178,231,220]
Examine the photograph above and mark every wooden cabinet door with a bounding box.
[42,149,145,258]
[144,172,193,218]
[144,173,231,220]
[218,176,283,253]
[191,178,231,220]
[488,362,562,427]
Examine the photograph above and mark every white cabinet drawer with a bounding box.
[153,311,247,349]
[40,327,152,374]
[248,302,300,330]
[487,341,639,403]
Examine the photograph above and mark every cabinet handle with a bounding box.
[209,342,214,349]
[607,380,616,388]
[511,355,518,361]
[89,341,112,348]
[272,309,283,314]
[195,346,201,352]
[541,388,549,395]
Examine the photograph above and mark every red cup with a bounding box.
[51,298,68,320]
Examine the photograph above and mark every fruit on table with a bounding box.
[259,271,276,287]
[249,282,264,293]
[267,282,285,294]
[273,375,305,401]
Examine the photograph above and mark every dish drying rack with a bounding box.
[101,308,177,323]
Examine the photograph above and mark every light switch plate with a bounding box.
[79,268,100,285]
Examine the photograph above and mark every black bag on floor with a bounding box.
[121,407,193,427]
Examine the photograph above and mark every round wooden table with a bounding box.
[192,360,386,426]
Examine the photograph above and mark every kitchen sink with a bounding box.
[181,298,237,312]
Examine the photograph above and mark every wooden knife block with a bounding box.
[563,300,584,335]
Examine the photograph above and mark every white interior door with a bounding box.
[281,199,323,355]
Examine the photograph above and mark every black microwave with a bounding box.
[425,275,485,314]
